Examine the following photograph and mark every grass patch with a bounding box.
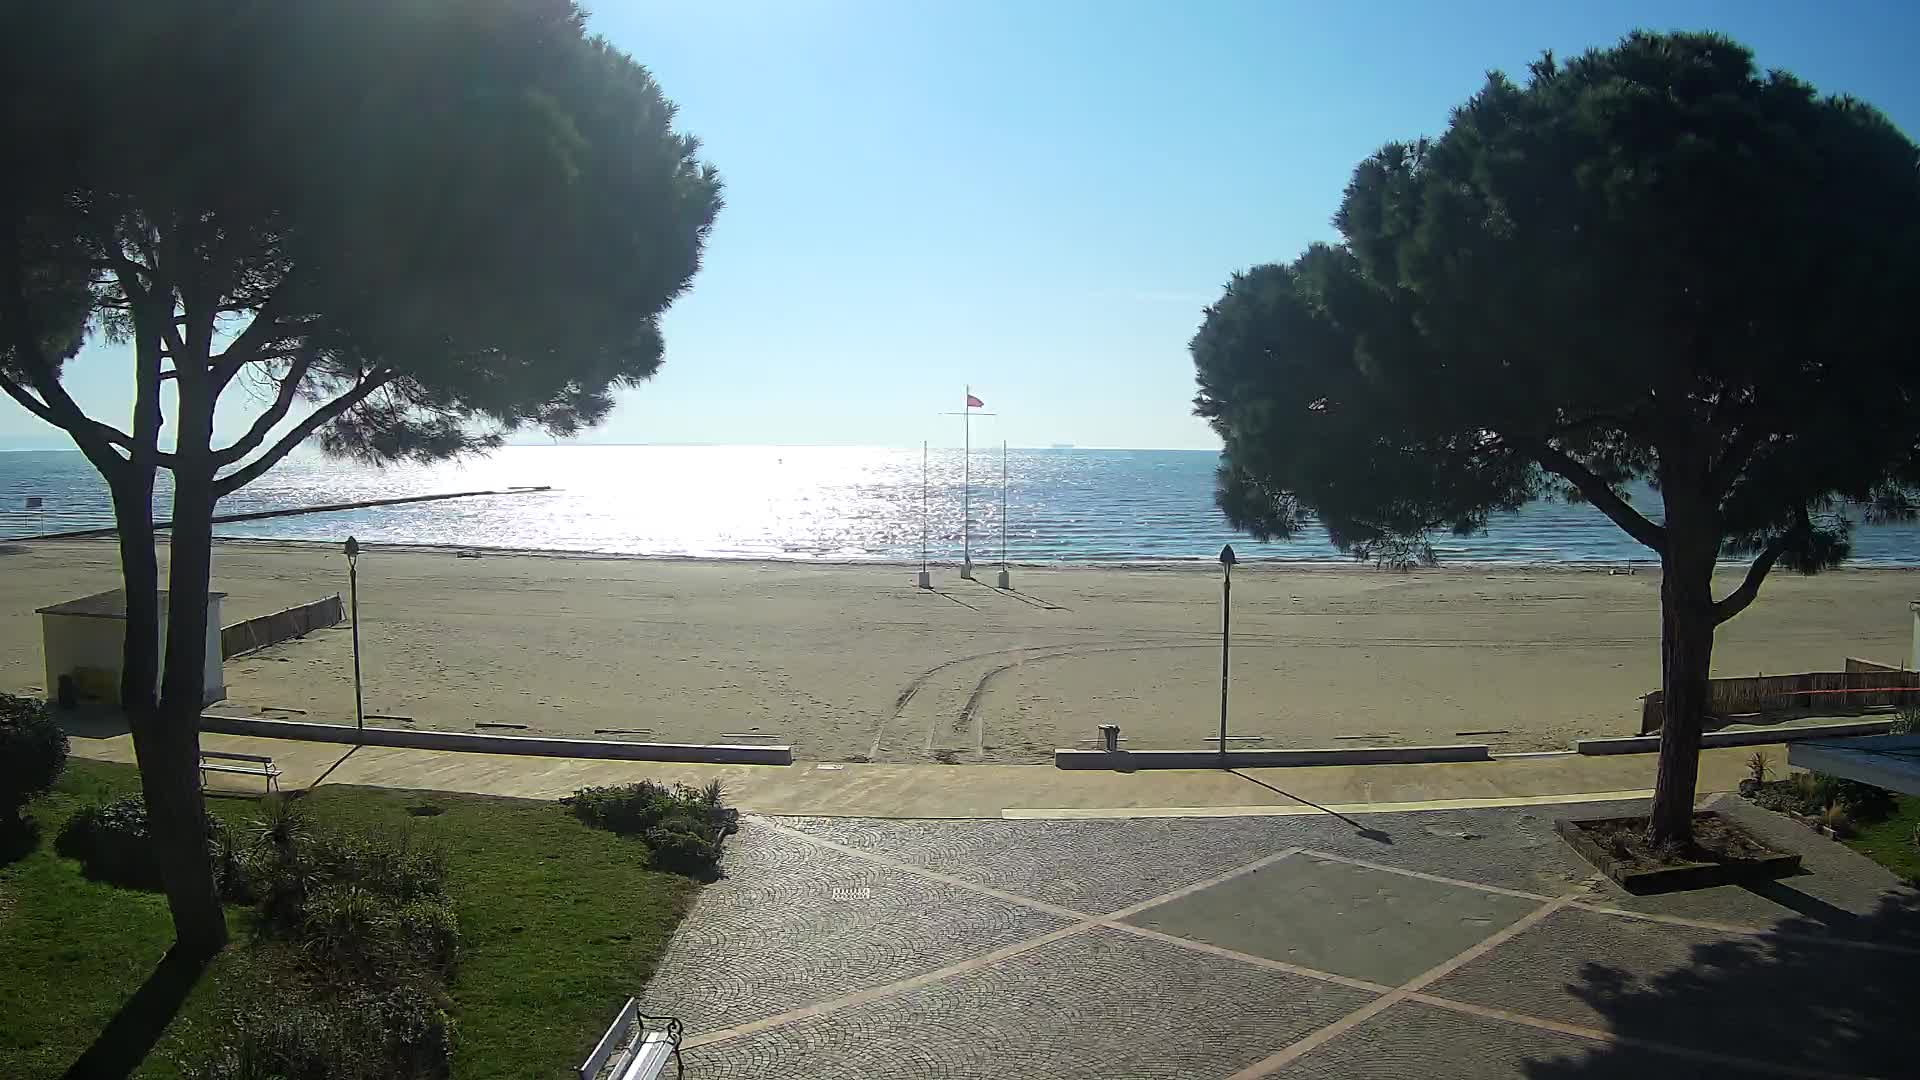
[0,760,701,1079]
[1843,792,1920,885]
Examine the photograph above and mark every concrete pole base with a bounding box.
[996,568,1012,590]
[961,560,974,580]
[916,570,932,589]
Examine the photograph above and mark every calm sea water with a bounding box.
[1,445,1917,565]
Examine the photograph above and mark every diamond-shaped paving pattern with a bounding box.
[641,819,1073,1034]
[643,806,1915,1080]
[683,926,1377,1080]
[1125,852,1541,985]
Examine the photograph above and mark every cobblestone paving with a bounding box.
[1124,853,1542,985]
[643,803,1918,1079]
[1282,1000,1781,1080]
[685,927,1376,1079]
[642,820,1073,1034]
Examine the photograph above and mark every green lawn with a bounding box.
[0,759,701,1080]
[1844,792,1920,885]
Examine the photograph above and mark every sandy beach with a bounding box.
[0,539,1912,762]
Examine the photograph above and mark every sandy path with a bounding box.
[0,539,1911,762]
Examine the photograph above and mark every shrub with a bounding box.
[0,692,68,825]
[566,779,736,874]
[1892,704,1920,735]
[395,897,462,974]
[188,986,455,1080]
[301,883,393,975]
[643,821,724,874]
[254,821,447,930]
[1746,752,1770,785]
[1820,803,1855,838]
[55,794,246,893]
[1811,773,1896,822]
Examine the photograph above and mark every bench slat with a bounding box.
[615,1033,675,1080]
[578,997,639,1080]
[202,751,275,764]
[201,762,280,775]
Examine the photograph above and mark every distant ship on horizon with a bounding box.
[1050,442,1075,449]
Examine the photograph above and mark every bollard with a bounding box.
[1098,723,1120,752]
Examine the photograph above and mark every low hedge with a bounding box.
[1,692,68,826]
[566,779,738,873]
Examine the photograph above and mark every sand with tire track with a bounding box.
[0,539,1912,762]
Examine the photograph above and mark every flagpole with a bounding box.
[918,440,931,589]
[997,439,1012,590]
[962,385,972,580]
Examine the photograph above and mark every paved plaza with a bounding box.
[644,797,1917,1079]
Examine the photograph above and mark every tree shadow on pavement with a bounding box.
[61,945,211,1080]
[1521,886,1920,1078]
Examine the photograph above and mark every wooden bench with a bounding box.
[579,998,682,1080]
[199,750,281,793]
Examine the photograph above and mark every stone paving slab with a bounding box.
[1285,999,1780,1079]
[682,926,1378,1080]
[1124,853,1541,985]
[649,803,1917,1080]
[777,806,1610,911]
[641,820,1073,1034]
[776,815,1328,912]
[1423,905,1914,1077]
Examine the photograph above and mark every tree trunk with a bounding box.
[1647,541,1717,847]
[151,390,227,957]
[110,476,160,715]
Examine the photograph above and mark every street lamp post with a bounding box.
[1218,543,1235,768]
[344,536,364,740]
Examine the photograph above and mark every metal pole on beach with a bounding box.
[1218,544,1235,767]
[962,386,972,580]
[997,440,1012,590]
[918,441,931,589]
[344,535,365,741]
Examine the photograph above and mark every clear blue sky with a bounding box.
[5,0,1916,452]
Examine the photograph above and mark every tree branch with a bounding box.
[1522,439,1668,554]
[1707,424,1765,495]
[1713,537,1785,625]
[212,351,314,467]
[213,371,396,497]
[210,290,293,390]
[0,369,58,426]
[0,261,135,474]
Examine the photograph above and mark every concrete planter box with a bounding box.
[1555,811,1801,893]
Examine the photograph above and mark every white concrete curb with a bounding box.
[1575,719,1892,756]
[200,713,793,765]
[1052,744,1492,770]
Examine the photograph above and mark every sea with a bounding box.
[2,445,1918,566]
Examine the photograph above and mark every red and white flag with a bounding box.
[966,393,984,408]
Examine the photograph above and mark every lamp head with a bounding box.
[344,536,360,563]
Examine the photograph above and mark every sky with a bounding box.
[5,0,1918,452]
